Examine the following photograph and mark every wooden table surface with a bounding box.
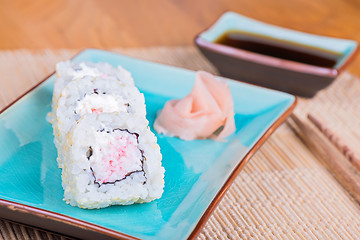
[1,0,360,69]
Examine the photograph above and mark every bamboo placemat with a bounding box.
[0,47,360,240]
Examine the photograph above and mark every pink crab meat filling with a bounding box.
[88,129,143,184]
[91,108,103,114]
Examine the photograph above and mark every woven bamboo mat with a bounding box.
[0,47,360,240]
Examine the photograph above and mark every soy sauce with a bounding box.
[214,31,340,68]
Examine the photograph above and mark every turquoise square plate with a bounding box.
[0,49,296,240]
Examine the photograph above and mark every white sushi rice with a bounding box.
[52,61,134,106]
[75,94,127,115]
[51,61,164,209]
[52,73,146,167]
[62,113,164,208]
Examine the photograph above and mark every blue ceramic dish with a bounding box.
[0,49,296,240]
[195,12,358,97]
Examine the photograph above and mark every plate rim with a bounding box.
[0,48,297,240]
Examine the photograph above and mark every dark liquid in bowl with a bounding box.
[214,31,340,68]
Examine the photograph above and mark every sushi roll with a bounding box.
[52,61,135,107]
[61,113,164,209]
[52,74,146,167]
[51,61,165,209]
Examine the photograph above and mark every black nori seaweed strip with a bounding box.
[125,103,130,113]
[86,146,93,159]
[88,128,147,187]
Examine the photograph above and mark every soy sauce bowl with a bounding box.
[194,12,358,97]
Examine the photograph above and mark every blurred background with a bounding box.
[0,2,356,45]
[2,0,359,72]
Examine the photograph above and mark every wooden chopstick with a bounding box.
[307,113,360,172]
[288,113,360,204]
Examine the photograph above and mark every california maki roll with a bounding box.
[61,113,164,209]
[51,61,164,209]
[52,70,146,167]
